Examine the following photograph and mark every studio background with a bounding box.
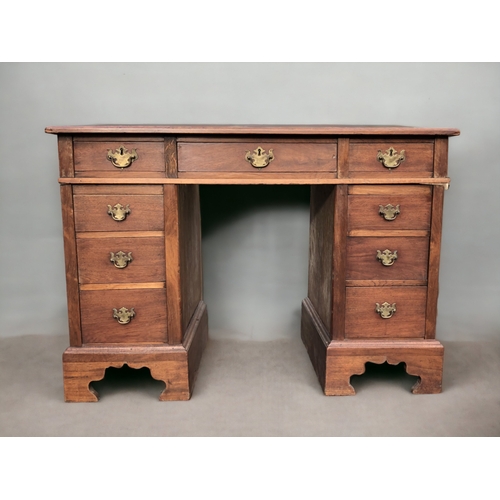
[1,62,499,343]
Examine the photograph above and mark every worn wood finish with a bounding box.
[179,185,203,332]
[348,188,432,231]
[433,137,449,178]
[50,125,457,400]
[58,135,74,177]
[301,298,330,393]
[325,340,444,395]
[332,185,348,340]
[80,288,167,344]
[74,140,165,173]
[425,186,445,339]
[60,185,82,347]
[46,125,460,136]
[77,236,165,284]
[345,286,427,339]
[307,186,334,331]
[349,142,434,175]
[73,185,163,195]
[60,176,450,185]
[178,141,337,173]
[346,236,429,281]
[62,300,208,401]
[74,194,164,232]
[164,185,183,344]
[336,138,349,178]
[165,136,178,178]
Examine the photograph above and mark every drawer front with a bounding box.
[74,140,165,174]
[178,141,337,173]
[346,236,429,281]
[345,287,427,339]
[74,194,164,232]
[348,186,432,231]
[349,141,433,177]
[80,289,167,343]
[77,236,165,284]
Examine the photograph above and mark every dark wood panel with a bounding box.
[58,135,74,177]
[348,189,432,231]
[178,141,337,173]
[349,142,434,173]
[73,194,164,232]
[60,185,82,347]
[165,136,178,178]
[74,140,165,173]
[426,186,445,339]
[164,185,182,344]
[46,125,461,136]
[332,185,348,340]
[308,186,334,331]
[345,287,427,339]
[77,236,165,284]
[433,137,449,177]
[73,185,163,195]
[346,236,429,281]
[80,288,167,344]
[179,185,203,333]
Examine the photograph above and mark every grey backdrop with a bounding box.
[0,63,498,342]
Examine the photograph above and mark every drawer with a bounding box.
[346,236,429,282]
[349,141,433,177]
[178,141,337,173]
[77,236,165,284]
[74,139,165,175]
[348,185,432,232]
[345,287,427,339]
[73,186,164,232]
[80,288,167,344]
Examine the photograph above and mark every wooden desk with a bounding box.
[46,125,459,401]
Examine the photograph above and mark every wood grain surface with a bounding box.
[346,236,429,281]
[77,236,165,284]
[178,141,337,173]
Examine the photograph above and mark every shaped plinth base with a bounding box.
[63,301,208,402]
[301,298,444,396]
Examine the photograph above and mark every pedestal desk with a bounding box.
[46,125,459,401]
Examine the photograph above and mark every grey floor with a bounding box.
[1,334,499,436]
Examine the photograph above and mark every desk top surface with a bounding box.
[45,125,460,136]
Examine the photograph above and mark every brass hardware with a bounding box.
[377,147,406,169]
[376,249,398,266]
[113,307,135,325]
[110,251,133,269]
[107,203,131,221]
[375,302,396,319]
[379,204,400,221]
[106,145,138,169]
[245,147,275,168]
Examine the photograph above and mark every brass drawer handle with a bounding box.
[110,251,133,269]
[376,249,398,266]
[113,307,135,325]
[106,145,138,169]
[245,147,274,168]
[379,204,400,221]
[375,302,396,319]
[107,203,131,221]
[377,147,405,169]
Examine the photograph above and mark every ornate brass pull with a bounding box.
[375,302,396,319]
[110,251,133,269]
[377,147,405,169]
[107,203,131,221]
[113,307,135,325]
[245,147,274,168]
[379,204,400,221]
[376,249,398,266]
[106,146,138,169]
